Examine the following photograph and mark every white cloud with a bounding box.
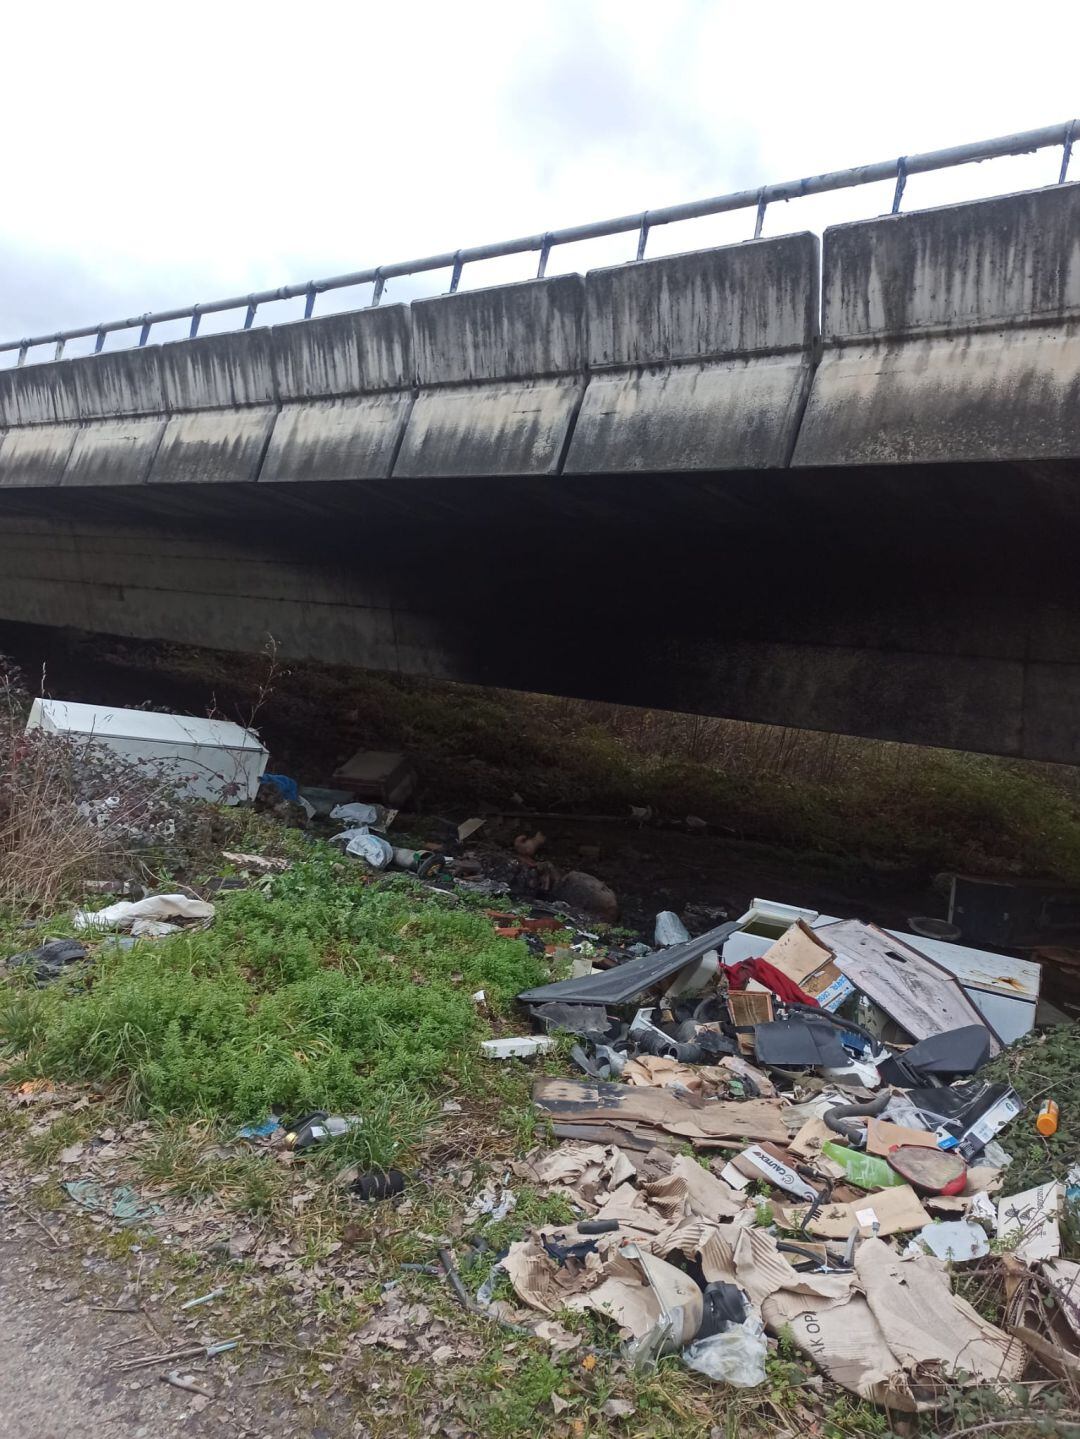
[2,0,1077,351]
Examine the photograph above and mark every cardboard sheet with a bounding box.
[1044,1258,1080,1341]
[532,1077,789,1144]
[865,1118,940,1156]
[623,1055,705,1092]
[760,919,835,983]
[856,1239,1025,1383]
[503,1231,702,1349]
[997,1182,1063,1262]
[730,1229,1023,1410]
[643,1154,747,1222]
[775,1184,931,1238]
[788,1115,834,1161]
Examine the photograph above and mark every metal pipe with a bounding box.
[3,119,1075,359]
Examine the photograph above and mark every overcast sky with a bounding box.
[4,0,1079,360]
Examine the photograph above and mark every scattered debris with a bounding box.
[221,850,290,874]
[6,937,87,982]
[332,749,416,807]
[63,1179,163,1223]
[283,1112,361,1149]
[481,1036,557,1060]
[73,892,215,935]
[179,1287,226,1310]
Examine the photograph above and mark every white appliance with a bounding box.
[26,699,268,804]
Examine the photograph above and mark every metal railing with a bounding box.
[3,118,1077,367]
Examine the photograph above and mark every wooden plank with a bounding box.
[817,919,1001,1053]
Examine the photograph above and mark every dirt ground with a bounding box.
[0,1212,339,1439]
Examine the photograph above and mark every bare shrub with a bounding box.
[0,659,212,912]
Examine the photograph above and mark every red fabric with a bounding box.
[726,957,819,1007]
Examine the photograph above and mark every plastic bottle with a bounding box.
[821,1141,906,1191]
[1036,1099,1060,1137]
[284,1112,362,1150]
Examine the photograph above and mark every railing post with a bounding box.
[891,157,909,214]
[1060,122,1076,183]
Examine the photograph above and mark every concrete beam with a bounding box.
[63,418,166,487]
[147,331,279,485]
[261,396,412,483]
[149,409,277,485]
[395,276,585,477]
[565,235,819,473]
[263,307,413,482]
[0,425,77,486]
[794,184,1080,466]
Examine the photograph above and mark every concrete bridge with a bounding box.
[2,179,1080,761]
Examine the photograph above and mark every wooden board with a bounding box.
[817,919,1001,1053]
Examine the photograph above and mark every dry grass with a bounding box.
[0,657,216,913]
[0,665,121,910]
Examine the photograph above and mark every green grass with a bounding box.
[0,849,547,1165]
[982,1024,1080,1193]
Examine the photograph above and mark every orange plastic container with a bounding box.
[1036,1099,1060,1137]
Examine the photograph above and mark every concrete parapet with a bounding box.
[794,184,1080,466]
[395,276,585,477]
[566,235,819,472]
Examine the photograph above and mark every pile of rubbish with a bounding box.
[472,899,1078,1410]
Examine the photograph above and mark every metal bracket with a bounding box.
[1061,121,1076,183]
[53,338,65,361]
[16,343,28,368]
[94,328,107,354]
[138,317,152,347]
[371,269,385,307]
[536,233,553,279]
[303,286,317,319]
[891,157,908,214]
[189,307,202,339]
[753,190,768,239]
[448,252,464,294]
[243,298,258,330]
[635,213,650,261]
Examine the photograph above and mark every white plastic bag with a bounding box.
[682,1315,767,1388]
[330,802,382,826]
[74,894,215,933]
[654,911,691,946]
[345,832,394,868]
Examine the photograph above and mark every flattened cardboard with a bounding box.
[760,919,834,984]
[532,1077,789,1144]
[775,1184,931,1238]
[865,1118,939,1156]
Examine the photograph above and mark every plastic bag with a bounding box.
[654,911,691,946]
[682,1315,767,1387]
[330,801,384,827]
[345,832,394,868]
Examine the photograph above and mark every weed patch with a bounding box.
[0,852,547,1164]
